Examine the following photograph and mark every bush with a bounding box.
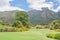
[47,33,60,40]
[15,28,22,32]
[55,33,60,39]
[15,27,29,32]
[0,25,29,32]
[0,27,16,32]
[35,25,44,29]
[6,27,15,32]
[49,20,60,30]
[47,33,55,38]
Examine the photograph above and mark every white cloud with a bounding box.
[51,6,60,12]
[27,0,60,12]
[27,0,53,10]
[0,0,24,11]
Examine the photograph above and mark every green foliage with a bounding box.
[55,33,60,39]
[47,33,55,38]
[35,25,44,29]
[15,27,29,32]
[47,33,60,40]
[0,27,16,32]
[13,11,31,28]
[13,20,23,28]
[0,20,9,26]
[0,20,6,25]
[49,20,60,30]
[0,24,29,32]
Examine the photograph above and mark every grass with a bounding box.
[0,29,57,40]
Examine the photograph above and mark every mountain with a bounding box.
[28,8,60,25]
[0,10,18,24]
[0,8,60,25]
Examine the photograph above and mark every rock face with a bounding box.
[28,8,60,25]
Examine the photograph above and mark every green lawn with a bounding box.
[0,29,57,40]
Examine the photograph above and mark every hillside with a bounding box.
[0,8,60,25]
[28,8,60,25]
[0,10,18,24]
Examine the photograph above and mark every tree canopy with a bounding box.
[13,11,31,28]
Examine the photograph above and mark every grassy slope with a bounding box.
[0,29,57,40]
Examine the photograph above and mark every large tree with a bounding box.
[13,11,31,28]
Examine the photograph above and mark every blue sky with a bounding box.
[10,0,31,11]
[10,0,60,11]
[46,0,59,9]
[0,0,60,12]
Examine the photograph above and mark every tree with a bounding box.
[49,20,60,30]
[12,20,23,28]
[13,11,31,28]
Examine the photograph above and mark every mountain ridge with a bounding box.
[28,8,60,25]
[0,8,60,25]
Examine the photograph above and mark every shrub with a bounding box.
[0,27,16,32]
[47,33,55,38]
[15,27,29,32]
[35,25,44,29]
[15,28,22,32]
[47,33,60,40]
[5,27,16,32]
[55,33,60,39]
[0,25,29,32]
[49,20,60,30]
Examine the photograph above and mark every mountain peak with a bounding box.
[29,8,60,25]
[42,7,49,10]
